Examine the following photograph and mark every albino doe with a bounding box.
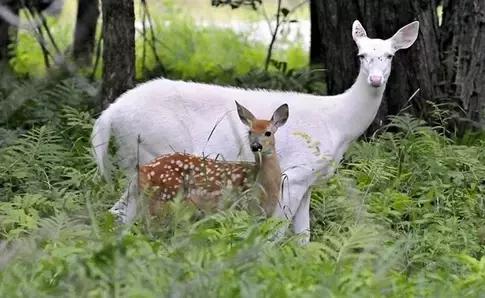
[139,102,289,216]
[92,20,420,243]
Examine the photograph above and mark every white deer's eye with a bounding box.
[358,54,365,60]
[265,131,272,137]
[386,54,394,59]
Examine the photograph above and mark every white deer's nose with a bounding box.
[369,75,383,87]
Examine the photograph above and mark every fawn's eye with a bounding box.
[248,131,252,135]
[265,131,272,137]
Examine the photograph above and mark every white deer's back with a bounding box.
[103,78,345,177]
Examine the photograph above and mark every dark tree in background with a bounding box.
[101,0,135,108]
[0,1,20,66]
[440,0,485,127]
[73,0,99,65]
[310,0,442,131]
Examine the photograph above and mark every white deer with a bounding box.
[91,20,419,243]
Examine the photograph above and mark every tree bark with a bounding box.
[440,0,485,127]
[310,0,360,95]
[310,0,441,132]
[0,1,19,67]
[101,0,135,108]
[73,0,99,65]
[0,12,10,63]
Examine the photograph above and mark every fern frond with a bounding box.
[0,126,71,194]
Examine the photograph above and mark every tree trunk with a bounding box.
[309,0,360,95]
[440,0,485,128]
[73,0,99,65]
[0,2,19,67]
[101,0,135,108]
[310,0,441,132]
[0,13,10,63]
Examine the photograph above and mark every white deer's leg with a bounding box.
[271,169,314,242]
[109,176,138,224]
[109,194,125,219]
[111,143,159,224]
[270,204,291,242]
[292,188,311,244]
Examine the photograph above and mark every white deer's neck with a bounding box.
[333,69,386,141]
[254,153,281,215]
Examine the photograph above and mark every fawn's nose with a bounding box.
[250,142,263,152]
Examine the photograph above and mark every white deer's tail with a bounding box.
[91,111,112,182]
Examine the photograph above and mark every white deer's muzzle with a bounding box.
[369,74,383,88]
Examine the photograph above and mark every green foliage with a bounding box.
[0,72,98,129]
[313,114,485,275]
[136,11,308,84]
[0,79,484,295]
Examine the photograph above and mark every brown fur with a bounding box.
[251,119,271,133]
[139,153,256,215]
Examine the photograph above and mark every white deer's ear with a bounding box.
[390,21,419,51]
[271,104,289,129]
[235,101,255,127]
[352,20,367,42]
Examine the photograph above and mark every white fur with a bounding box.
[91,20,419,243]
[353,20,419,87]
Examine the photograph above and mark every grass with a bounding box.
[1,2,485,297]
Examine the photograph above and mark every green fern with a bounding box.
[0,126,70,195]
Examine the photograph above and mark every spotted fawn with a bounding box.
[139,101,289,216]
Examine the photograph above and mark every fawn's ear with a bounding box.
[271,103,289,129]
[352,20,367,42]
[390,21,419,51]
[235,101,256,127]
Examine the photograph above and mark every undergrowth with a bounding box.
[0,73,484,297]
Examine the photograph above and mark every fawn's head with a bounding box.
[352,20,419,88]
[236,101,289,157]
